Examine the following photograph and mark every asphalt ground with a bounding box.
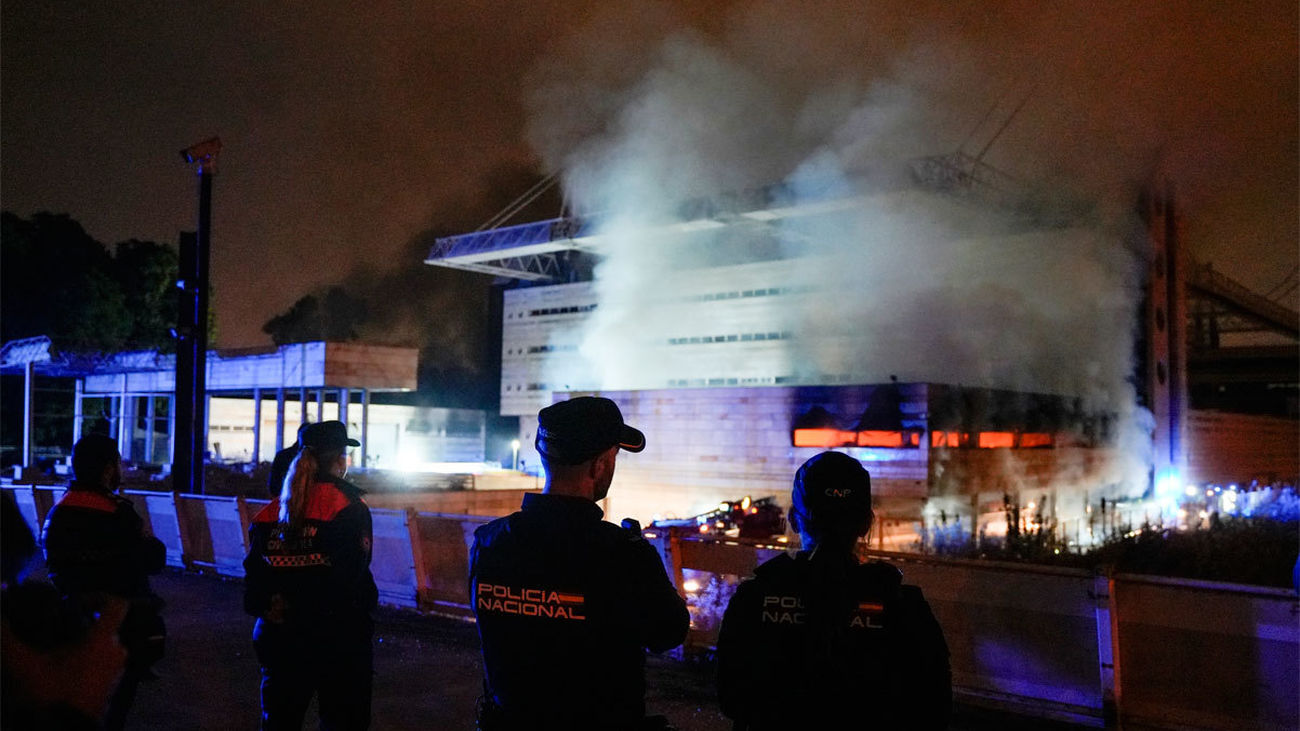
[119,569,1089,730]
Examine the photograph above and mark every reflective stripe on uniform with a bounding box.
[264,552,332,568]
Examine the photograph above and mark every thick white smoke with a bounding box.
[525,4,1160,497]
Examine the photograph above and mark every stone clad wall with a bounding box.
[582,385,930,523]
[1186,410,1299,485]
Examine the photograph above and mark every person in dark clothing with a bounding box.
[3,489,130,730]
[244,420,377,731]
[40,434,168,731]
[470,397,689,731]
[267,423,311,497]
[716,451,951,731]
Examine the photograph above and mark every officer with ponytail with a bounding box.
[244,421,377,730]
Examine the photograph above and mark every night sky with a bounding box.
[3,1,1296,348]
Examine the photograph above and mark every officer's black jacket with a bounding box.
[469,493,689,730]
[243,476,377,624]
[717,550,951,730]
[42,485,165,601]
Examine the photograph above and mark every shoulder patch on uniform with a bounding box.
[56,490,117,514]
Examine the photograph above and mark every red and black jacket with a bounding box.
[41,485,165,601]
[243,476,377,623]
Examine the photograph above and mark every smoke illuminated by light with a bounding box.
[526,17,1157,515]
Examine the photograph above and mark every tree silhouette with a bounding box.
[262,286,368,345]
[1,211,181,352]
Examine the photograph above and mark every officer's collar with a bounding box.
[794,548,861,571]
[68,480,117,497]
[521,492,604,521]
[315,473,364,494]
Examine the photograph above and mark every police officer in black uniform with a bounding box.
[716,451,951,730]
[244,420,377,731]
[470,397,689,730]
[42,433,167,731]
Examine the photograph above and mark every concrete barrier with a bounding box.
[1111,574,1299,730]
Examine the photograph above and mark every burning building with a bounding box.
[424,157,1163,538]
[422,31,1297,537]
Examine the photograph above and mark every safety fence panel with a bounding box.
[656,536,786,650]
[2,485,41,539]
[123,490,185,568]
[33,486,67,529]
[175,494,249,577]
[369,508,419,609]
[246,498,271,520]
[409,512,491,617]
[674,537,785,580]
[11,482,1296,728]
[1111,575,1299,731]
[174,495,215,570]
[892,555,1107,724]
[203,495,251,577]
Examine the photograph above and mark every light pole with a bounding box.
[175,136,220,495]
[511,439,520,471]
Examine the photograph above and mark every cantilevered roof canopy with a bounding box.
[80,341,418,395]
[0,335,114,378]
[424,152,1298,342]
[422,180,908,282]
[1,338,419,394]
[421,153,1047,282]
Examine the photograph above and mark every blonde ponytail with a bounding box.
[279,447,320,529]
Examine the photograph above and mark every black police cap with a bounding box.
[535,397,645,466]
[792,451,872,519]
[300,420,359,452]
